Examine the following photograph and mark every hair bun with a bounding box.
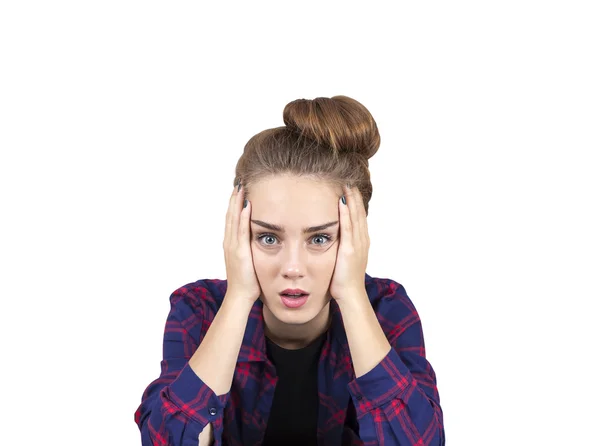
[283,95,380,160]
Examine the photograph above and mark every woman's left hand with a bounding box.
[329,184,370,302]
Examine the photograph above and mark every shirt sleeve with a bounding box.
[134,288,230,445]
[346,283,445,445]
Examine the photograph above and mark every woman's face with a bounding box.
[248,174,341,328]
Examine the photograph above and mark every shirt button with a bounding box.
[209,407,217,416]
[356,394,363,401]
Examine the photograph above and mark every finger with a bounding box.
[339,191,352,247]
[225,181,239,245]
[354,187,369,245]
[231,184,243,246]
[345,184,360,242]
[238,196,251,245]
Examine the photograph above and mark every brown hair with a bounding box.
[234,95,380,215]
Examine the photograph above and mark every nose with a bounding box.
[280,243,305,279]
[282,266,303,280]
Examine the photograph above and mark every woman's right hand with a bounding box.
[222,181,262,305]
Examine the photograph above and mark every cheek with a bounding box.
[312,251,337,277]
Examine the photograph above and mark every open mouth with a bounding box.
[280,293,310,308]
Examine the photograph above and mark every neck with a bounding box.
[263,301,332,350]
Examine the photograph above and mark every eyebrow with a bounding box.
[251,220,339,234]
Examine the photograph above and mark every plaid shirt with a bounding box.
[134,273,445,445]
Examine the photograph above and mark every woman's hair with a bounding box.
[234,95,380,216]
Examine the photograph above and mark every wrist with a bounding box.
[335,289,369,310]
[222,294,256,314]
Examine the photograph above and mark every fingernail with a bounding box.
[341,195,346,205]
[243,199,248,208]
[238,182,242,192]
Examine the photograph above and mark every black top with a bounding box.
[261,331,328,446]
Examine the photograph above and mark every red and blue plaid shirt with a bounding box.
[134,273,445,445]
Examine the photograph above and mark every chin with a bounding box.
[273,305,314,323]
[276,315,313,326]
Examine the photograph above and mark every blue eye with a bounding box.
[256,233,332,246]
[258,234,277,245]
[312,234,332,245]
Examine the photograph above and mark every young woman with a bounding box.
[134,96,445,445]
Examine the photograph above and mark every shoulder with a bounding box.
[365,273,422,336]
[168,278,228,324]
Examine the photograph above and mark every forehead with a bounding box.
[249,175,340,229]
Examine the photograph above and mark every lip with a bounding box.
[280,288,309,295]
[280,294,309,309]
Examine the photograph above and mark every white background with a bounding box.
[1,1,598,445]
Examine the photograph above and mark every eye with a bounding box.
[255,233,332,247]
[257,234,278,246]
[311,234,332,245]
